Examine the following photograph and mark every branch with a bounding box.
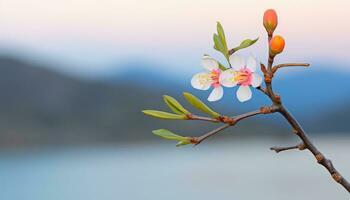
[263,31,350,192]
[272,63,310,73]
[278,107,350,192]
[270,142,305,153]
[192,124,231,145]
[191,107,278,145]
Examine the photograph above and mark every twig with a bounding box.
[233,109,264,122]
[191,108,274,145]
[270,143,305,153]
[272,63,310,73]
[192,124,231,145]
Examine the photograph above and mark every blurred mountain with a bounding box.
[0,56,286,148]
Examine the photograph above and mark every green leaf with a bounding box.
[213,34,226,54]
[232,37,259,52]
[216,22,228,51]
[176,140,191,147]
[183,92,221,118]
[213,22,230,61]
[163,95,190,115]
[152,129,191,147]
[142,110,187,120]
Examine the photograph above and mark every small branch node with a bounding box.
[264,73,273,83]
[292,128,299,134]
[274,95,281,103]
[186,113,193,120]
[190,137,199,145]
[315,153,325,163]
[219,116,236,125]
[297,143,306,150]
[260,106,274,114]
[332,173,343,183]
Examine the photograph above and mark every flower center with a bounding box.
[234,68,252,86]
[210,69,221,88]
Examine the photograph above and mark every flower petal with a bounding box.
[208,86,223,102]
[191,72,211,90]
[251,73,262,88]
[236,85,252,102]
[246,55,257,72]
[229,54,245,71]
[202,55,219,71]
[219,69,237,88]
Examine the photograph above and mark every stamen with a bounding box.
[234,68,253,86]
[210,69,221,87]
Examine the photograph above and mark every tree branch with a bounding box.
[263,31,350,192]
[278,107,350,192]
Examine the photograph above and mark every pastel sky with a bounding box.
[0,0,349,77]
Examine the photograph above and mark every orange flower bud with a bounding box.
[263,9,278,35]
[269,35,285,55]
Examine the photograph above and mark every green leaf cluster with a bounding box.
[142,92,222,146]
[213,22,259,63]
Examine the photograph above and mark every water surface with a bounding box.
[0,137,349,200]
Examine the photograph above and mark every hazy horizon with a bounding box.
[0,0,350,78]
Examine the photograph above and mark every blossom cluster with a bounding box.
[191,54,262,102]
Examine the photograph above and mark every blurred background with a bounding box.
[0,0,349,199]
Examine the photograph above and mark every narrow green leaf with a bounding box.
[142,110,186,120]
[176,140,191,147]
[233,37,259,52]
[163,95,190,115]
[152,129,191,147]
[216,22,228,51]
[153,129,187,140]
[213,34,225,53]
[183,92,221,118]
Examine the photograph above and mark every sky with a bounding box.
[0,0,349,77]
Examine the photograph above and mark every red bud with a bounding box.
[263,9,278,35]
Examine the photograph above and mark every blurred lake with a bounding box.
[1,136,349,200]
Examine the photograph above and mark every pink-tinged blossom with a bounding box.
[191,55,224,102]
[219,54,262,102]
